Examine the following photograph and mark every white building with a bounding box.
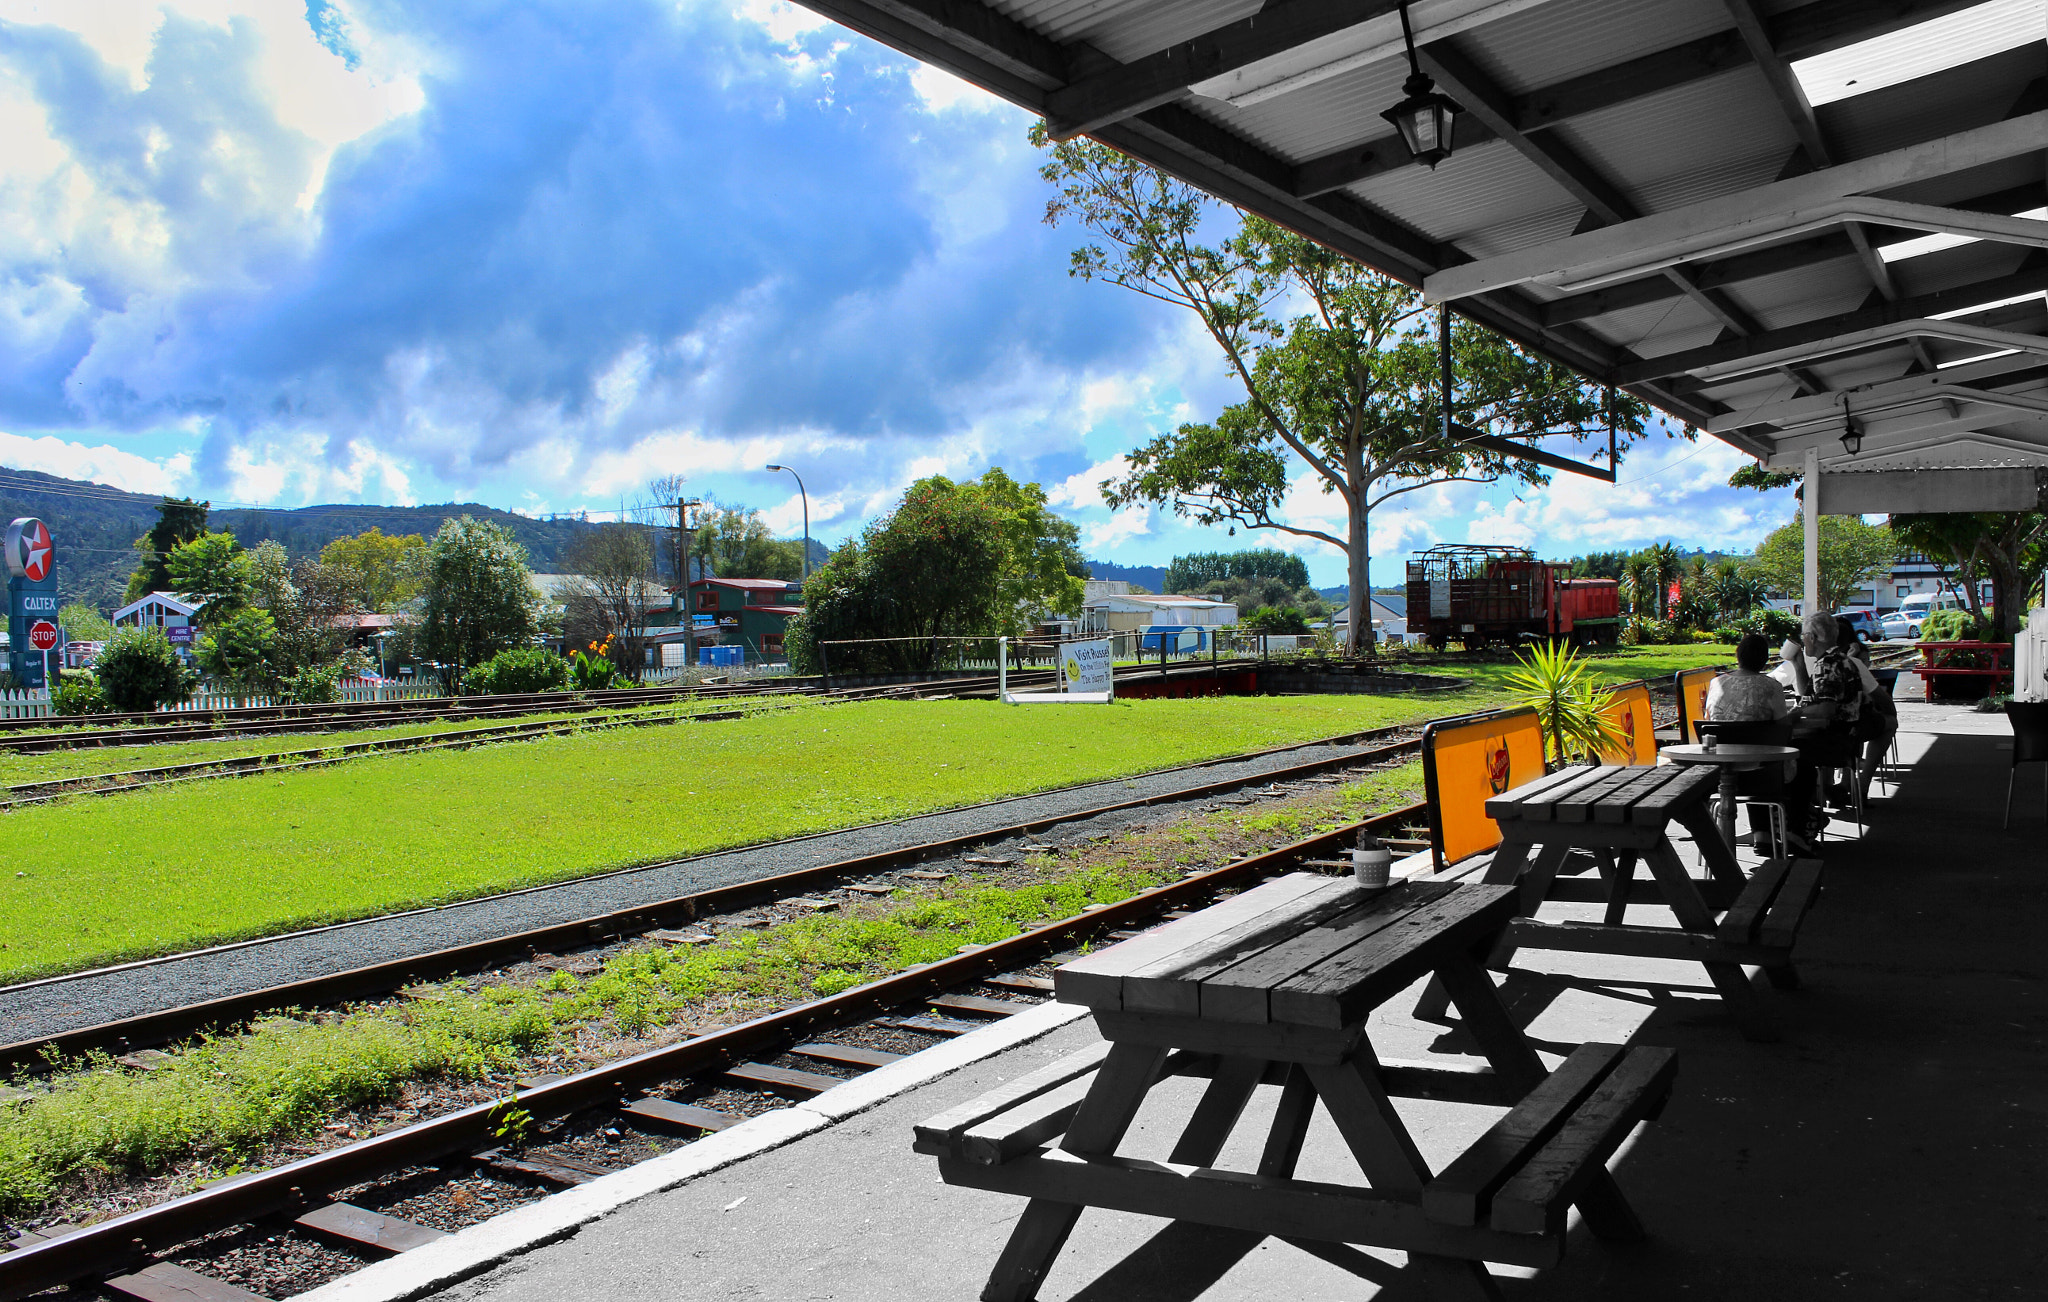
[1079,581,1237,633]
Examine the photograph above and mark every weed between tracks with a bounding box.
[0,760,1425,1231]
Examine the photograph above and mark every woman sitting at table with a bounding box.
[1708,633,1814,853]
[1776,612,1876,821]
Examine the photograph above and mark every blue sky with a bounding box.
[0,0,1801,586]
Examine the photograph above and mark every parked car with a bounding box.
[1835,608,1880,642]
[1884,590,1968,641]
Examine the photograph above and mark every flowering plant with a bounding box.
[571,633,622,690]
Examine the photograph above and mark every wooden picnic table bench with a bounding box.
[915,874,1677,1302]
[1422,764,1822,1041]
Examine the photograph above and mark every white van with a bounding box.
[1882,590,1964,640]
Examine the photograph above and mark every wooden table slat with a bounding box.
[1483,766,1606,820]
[1123,876,1362,1015]
[1491,766,1617,823]
[1191,882,1460,1025]
[1583,766,1683,825]
[1623,765,1717,823]
[1271,886,1518,1029]
[1551,768,1654,824]
[1055,874,1334,1010]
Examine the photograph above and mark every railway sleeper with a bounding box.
[106,1261,267,1302]
[293,1202,446,1255]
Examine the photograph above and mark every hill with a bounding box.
[0,467,792,615]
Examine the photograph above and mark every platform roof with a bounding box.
[799,0,2048,499]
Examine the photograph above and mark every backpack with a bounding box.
[1810,649,1864,727]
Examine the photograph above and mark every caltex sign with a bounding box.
[6,517,58,689]
[5,518,51,583]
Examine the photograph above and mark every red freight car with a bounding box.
[1405,544,1620,651]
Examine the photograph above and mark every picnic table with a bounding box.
[1438,764,1822,1041]
[915,874,1677,1301]
[1915,639,2013,701]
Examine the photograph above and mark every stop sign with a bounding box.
[27,620,57,651]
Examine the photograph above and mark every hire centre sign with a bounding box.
[7,517,58,689]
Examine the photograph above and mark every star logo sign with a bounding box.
[19,521,50,582]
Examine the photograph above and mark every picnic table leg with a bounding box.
[1644,840,1779,1043]
[1167,1056,1266,1166]
[1416,838,1537,1019]
[1674,805,1746,907]
[1598,851,1638,926]
[1256,1065,1318,1177]
[1485,842,1573,970]
[1305,1053,1505,1302]
[980,1042,1167,1302]
[1434,951,1646,1243]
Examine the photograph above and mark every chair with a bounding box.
[2004,700,2048,829]
[1696,718,1796,856]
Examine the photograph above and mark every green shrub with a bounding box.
[50,675,111,716]
[1242,606,1311,634]
[464,646,571,695]
[1920,609,1992,642]
[1720,606,1799,646]
[279,665,344,704]
[95,628,197,713]
[1621,617,1682,646]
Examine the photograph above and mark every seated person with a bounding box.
[1842,618,1898,803]
[1785,611,1873,823]
[1707,633,1812,853]
[1707,633,1790,722]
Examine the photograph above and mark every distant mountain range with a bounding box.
[0,467,822,614]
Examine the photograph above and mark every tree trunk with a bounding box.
[1345,441,1368,658]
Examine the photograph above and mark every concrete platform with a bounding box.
[357,702,2048,1302]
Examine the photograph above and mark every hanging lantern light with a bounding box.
[1381,3,1462,169]
[1838,394,1863,456]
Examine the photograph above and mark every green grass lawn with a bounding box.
[0,696,814,786]
[0,695,1457,980]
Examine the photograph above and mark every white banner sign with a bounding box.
[1060,639,1113,694]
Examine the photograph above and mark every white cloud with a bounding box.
[908,61,998,114]
[0,430,191,493]
[1083,504,1150,552]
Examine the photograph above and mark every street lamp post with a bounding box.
[765,464,811,582]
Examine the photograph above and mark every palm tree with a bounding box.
[1647,542,1682,620]
[1622,552,1655,618]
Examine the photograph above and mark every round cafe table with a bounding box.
[1663,743,1801,854]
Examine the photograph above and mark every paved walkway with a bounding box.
[411,701,2047,1302]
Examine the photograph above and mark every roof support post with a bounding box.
[1803,446,1821,617]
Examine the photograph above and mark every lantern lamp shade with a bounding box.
[1381,73,1462,169]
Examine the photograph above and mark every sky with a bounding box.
[0,0,1803,587]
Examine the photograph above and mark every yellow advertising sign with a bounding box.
[1422,708,1545,871]
[1595,680,1657,766]
[1674,666,1722,743]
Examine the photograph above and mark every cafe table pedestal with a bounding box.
[1662,742,1801,854]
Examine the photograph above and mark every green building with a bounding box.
[688,577,804,658]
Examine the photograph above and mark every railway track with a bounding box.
[0,788,1426,1302]
[0,695,824,810]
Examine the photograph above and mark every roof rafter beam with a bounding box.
[1424,108,2048,302]
[1044,1,1403,141]
[1692,319,2048,389]
[1711,353,2048,432]
[1613,258,2048,385]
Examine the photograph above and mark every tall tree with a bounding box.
[1163,549,1309,595]
[564,524,659,676]
[699,506,804,582]
[126,497,210,600]
[165,532,254,625]
[251,541,365,676]
[1034,128,1657,653]
[1890,511,2048,640]
[1646,542,1682,620]
[319,528,427,612]
[957,468,1087,618]
[419,516,549,683]
[1746,516,1896,614]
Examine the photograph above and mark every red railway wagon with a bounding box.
[1405,544,1620,651]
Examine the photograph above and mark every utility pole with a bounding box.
[669,496,704,659]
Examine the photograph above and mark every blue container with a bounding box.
[1138,626,1205,653]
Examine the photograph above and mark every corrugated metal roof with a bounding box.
[825,0,2048,473]
[1792,0,2045,108]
